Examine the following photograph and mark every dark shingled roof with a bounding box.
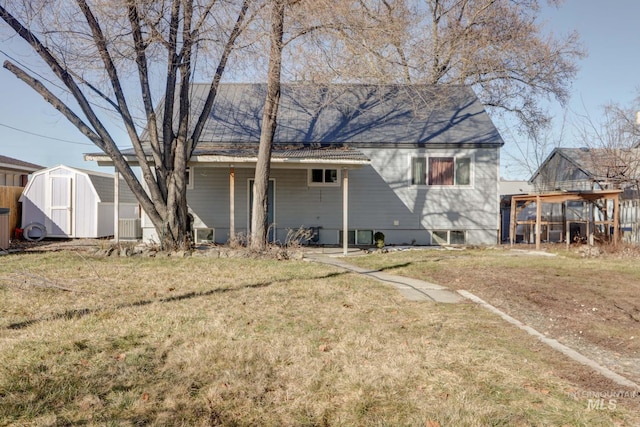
[87,83,504,163]
[184,83,504,147]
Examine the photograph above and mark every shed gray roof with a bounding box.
[184,83,504,147]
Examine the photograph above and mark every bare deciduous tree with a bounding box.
[291,0,584,137]
[250,0,286,251]
[573,93,640,191]
[0,0,250,249]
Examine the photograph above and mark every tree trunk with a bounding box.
[250,0,285,251]
[0,1,250,252]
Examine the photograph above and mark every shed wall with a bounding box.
[21,172,47,227]
[21,165,134,239]
[74,172,98,237]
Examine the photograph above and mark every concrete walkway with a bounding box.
[304,250,463,303]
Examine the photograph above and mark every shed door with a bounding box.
[49,176,72,236]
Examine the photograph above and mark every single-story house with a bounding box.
[86,83,505,247]
[20,165,139,239]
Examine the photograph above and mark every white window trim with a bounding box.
[410,154,474,188]
[431,229,466,245]
[186,167,194,189]
[308,168,341,187]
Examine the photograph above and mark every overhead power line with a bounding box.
[0,122,93,146]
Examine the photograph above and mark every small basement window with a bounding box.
[339,229,374,245]
[431,230,466,245]
[194,228,215,243]
[309,168,340,186]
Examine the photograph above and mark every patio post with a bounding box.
[535,194,541,250]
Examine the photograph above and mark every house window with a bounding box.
[429,157,454,185]
[411,158,426,185]
[412,157,471,186]
[309,168,340,186]
[431,230,466,245]
[455,157,471,186]
[339,229,374,245]
[427,157,471,186]
[186,167,194,189]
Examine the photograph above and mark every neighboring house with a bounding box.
[20,165,139,239]
[86,83,505,246]
[527,147,640,244]
[0,155,43,245]
[0,154,42,187]
[530,147,640,193]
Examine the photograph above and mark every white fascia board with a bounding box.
[192,155,369,166]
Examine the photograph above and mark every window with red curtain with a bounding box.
[428,157,454,185]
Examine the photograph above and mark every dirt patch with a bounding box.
[413,246,640,387]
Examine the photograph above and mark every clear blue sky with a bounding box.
[0,1,639,176]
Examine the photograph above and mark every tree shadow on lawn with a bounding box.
[6,270,347,331]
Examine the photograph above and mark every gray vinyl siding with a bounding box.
[175,146,500,246]
[355,147,499,244]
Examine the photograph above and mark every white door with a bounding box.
[49,176,72,236]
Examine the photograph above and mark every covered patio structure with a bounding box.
[509,190,622,250]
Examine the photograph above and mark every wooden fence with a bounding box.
[0,186,24,238]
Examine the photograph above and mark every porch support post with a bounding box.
[342,168,349,256]
[229,166,235,240]
[535,195,541,251]
[114,169,120,243]
[613,194,619,245]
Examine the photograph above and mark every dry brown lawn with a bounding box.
[0,247,638,426]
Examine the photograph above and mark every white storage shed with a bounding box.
[20,165,139,239]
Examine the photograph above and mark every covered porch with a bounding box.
[86,145,370,255]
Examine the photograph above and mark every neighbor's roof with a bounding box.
[0,154,43,173]
[531,147,640,183]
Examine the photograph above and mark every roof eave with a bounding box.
[84,153,370,168]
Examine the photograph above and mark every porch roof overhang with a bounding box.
[84,145,370,169]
